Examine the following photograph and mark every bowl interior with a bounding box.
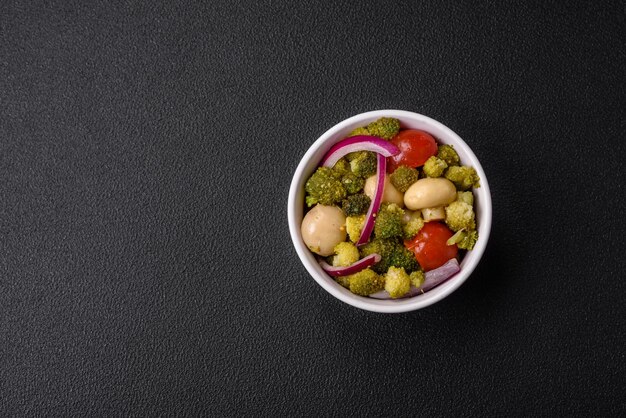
[288,110,491,313]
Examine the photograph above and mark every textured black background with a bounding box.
[1,1,625,416]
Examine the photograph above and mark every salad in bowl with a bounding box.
[288,110,491,313]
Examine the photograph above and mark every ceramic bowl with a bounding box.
[288,110,491,313]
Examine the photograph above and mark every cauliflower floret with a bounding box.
[445,201,476,232]
[331,242,359,267]
[422,156,448,178]
[347,268,385,296]
[346,215,366,243]
[384,267,411,298]
[444,166,480,191]
[409,270,425,288]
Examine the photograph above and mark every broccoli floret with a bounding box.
[360,238,419,274]
[342,194,371,217]
[340,172,365,195]
[446,229,479,250]
[332,242,360,267]
[409,270,425,288]
[335,275,351,289]
[346,268,385,296]
[384,267,411,298]
[348,127,370,137]
[458,230,478,250]
[389,245,420,273]
[349,151,377,178]
[332,157,351,177]
[374,203,404,239]
[456,191,474,206]
[444,166,480,191]
[423,156,448,178]
[346,215,366,243]
[305,195,318,207]
[366,117,401,140]
[389,165,419,192]
[305,167,346,206]
[437,144,460,166]
[402,210,424,240]
[445,201,476,232]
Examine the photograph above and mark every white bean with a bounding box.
[301,205,347,256]
[404,178,456,210]
[364,174,404,208]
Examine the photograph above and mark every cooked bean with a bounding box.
[404,178,456,210]
[301,205,347,256]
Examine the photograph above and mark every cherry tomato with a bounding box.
[404,222,458,271]
[387,130,438,172]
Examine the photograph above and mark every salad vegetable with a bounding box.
[302,117,481,298]
[389,165,420,192]
[387,129,438,173]
[341,194,371,216]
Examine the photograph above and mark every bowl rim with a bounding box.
[288,110,492,313]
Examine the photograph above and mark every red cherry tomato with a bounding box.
[404,222,458,271]
[387,130,438,172]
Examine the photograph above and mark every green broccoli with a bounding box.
[445,201,476,232]
[384,267,411,298]
[389,245,420,273]
[349,151,377,178]
[366,117,401,140]
[346,215,366,243]
[335,275,351,289]
[331,242,360,267]
[346,268,385,296]
[331,157,351,177]
[437,144,460,166]
[389,165,420,192]
[402,210,424,240]
[422,156,448,178]
[444,166,480,191]
[342,194,371,216]
[348,127,370,137]
[409,270,425,288]
[360,238,419,274]
[458,230,478,250]
[340,172,365,195]
[374,203,404,239]
[456,191,474,206]
[305,167,347,207]
[447,229,478,250]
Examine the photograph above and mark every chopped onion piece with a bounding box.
[368,258,461,299]
[320,253,382,277]
[357,153,386,246]
[320,136,399,168]
[369,289,392,299]
[417,258,460,292]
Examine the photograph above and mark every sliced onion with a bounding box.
[320,136,399,168]
[369,289,393,299]
[368,258,461,299]
[320,253,382,277]
[418,258,461,292]
[357,153,386,246]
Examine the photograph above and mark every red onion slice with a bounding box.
[320,136,399,168]
[356,153,386,246]
[368,258,461,299]
[419,258,460,292]
[320,253,382,277]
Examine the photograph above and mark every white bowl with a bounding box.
[288,110,492,313]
